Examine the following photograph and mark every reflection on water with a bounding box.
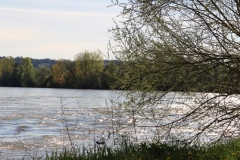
[1,87,231,159]
[0,87,121,159]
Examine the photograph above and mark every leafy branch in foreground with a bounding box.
[110,0,240,144]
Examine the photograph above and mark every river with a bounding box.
[1,87,237,159]
[0,87,123,159]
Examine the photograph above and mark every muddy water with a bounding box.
[0,87,121,159]
[1,87,230,159]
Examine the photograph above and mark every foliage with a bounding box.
[35,66,51,87]
[64,61,77,88]
[102,62,119,89]
[75,50,104,89]
[110,0,240,143]
[17,57,36,87]
[0,54,118,88]
[0,57,15,86]
[51,59,68,87]
[0,56,57,68]
[44,139,240,160]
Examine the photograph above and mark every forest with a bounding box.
[0,51,118,89]
[0,50,236,92]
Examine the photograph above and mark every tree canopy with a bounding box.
[0,57,14,86]
[0,54,117,89]
[110,0,240,143]
[75,50,104,89]
[18,57,36,87]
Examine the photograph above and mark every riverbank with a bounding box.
[41,139,240,160]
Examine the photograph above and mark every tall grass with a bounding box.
[44,138,240,160]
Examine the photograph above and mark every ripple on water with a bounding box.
[0,89,124,159]
[15,125,30,134]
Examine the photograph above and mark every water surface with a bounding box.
[0,87,120,159]
[1,87,234,159]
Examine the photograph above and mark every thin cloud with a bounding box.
[0,6,117,18]
[0,1,118,59]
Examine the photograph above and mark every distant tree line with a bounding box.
[0,51,118,89]
[0,56,57,69]
[0,51,233,92]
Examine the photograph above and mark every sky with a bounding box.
[0,0,121,60]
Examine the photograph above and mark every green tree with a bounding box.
[35,66,51,87]
[51,59,67,87]
[18,57,36,87]
[111,0,240,143]
[75,50,104,89]
[64,61,77,88]
[0,57,15,86]
[102,61,119,89]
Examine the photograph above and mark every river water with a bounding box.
[0,87,123,159]
[1,87,238,159]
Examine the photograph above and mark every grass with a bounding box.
[42,138,240,160]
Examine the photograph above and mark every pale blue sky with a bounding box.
[0,0,121,60]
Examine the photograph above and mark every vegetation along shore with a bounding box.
[3,0,240,159]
